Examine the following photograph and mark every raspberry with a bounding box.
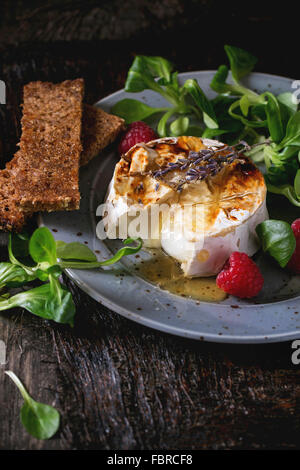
[291,219,300,238]
[118,121,157,155]
[216,252,264,298]
[287,219,300,274]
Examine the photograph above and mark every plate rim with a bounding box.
[61,264,300,344]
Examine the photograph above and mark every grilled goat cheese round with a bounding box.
[104,136,268,277]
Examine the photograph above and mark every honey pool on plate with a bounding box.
[136,249,227,302]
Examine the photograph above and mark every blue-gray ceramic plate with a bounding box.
[40,71,300,343]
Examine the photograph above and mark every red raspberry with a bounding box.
[291,219,300,238]
[118,121,157,155]
[216,252,264,298]
[287,219,300,274]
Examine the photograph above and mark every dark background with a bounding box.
[1,0,300,451]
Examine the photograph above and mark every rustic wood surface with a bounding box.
[0,5,300,449]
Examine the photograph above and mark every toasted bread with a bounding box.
[13,79,84,213]
[80,104,124,166]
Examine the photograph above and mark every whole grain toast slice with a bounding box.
[80,104,125,166]
[14,79,84,213]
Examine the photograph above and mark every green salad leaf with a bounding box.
[169,116,189,136]
[263,92,284,143]
[0,280,76,325]
[256,220,296,267]
[294,169,300,199]
[278,111,300,148]
[98,237,143,266]
[111,99,168,124]
[224,45,257,83]
[135,55,173,83]
[183,79,218,128]
[5,371,60,440]
[124,55,178,105]
[0,263,35,289]
[267,183,300,207]
[210,65,232,94]
[29,227,57,266]
[277,92,298,126]
[58,237,143,269]
[56,241,97,262]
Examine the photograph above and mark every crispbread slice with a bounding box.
[80,104,124,166]
[14,79,84,212]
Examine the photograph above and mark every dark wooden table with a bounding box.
[1,30,300,450]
